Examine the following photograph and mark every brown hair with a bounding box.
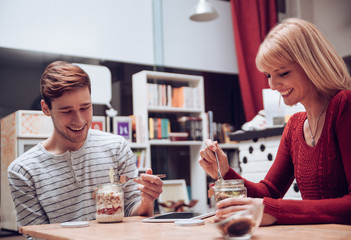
[256,18,351,98]
[40,61,91,109]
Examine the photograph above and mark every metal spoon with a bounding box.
[214,151,224,181]
[119,174,166,184]
[208,111,224,181]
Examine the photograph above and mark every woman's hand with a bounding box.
[216,197,277,226]
[199,139,230,180]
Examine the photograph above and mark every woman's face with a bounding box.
[263,63,314,106]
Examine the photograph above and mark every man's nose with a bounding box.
[72,111,84,124]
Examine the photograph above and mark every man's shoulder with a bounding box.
[89,129,125,141]
[88,129,127,148]
[9,144,44,171]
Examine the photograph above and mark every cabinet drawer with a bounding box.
[284,181,301,199]
[239,147,278,163]
[238,139,266,152]
[240,161,273,173]
[264,136,281,147]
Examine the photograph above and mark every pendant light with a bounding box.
[189,0,219,22]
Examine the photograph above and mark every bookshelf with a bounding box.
[132,70,209,212]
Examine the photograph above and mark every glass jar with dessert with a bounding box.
[213,179,247,203]
[95,182,124,223]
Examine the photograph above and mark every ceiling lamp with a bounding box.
[189,0,219,22]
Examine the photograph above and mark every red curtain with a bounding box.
[230,0,277,121]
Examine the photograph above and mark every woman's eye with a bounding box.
[280,71,290,77]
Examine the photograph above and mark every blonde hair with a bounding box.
[256,18,351,98]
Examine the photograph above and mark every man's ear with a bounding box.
[41,100,51,116]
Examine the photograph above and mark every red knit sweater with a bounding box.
[225,90,351,224]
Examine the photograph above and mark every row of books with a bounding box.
[113,114,234,143]
[148,118,171,140]
[147,83,201,109]
[177,116,203,141]
[134,149,146,168]
[210,122,235,144]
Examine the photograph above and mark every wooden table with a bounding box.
[19,216,351,240]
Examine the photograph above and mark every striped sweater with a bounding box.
[8,129,140,227]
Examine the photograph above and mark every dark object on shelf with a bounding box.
[169,132,189,141]
[228,126,285,142]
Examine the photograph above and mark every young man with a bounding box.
[8,61,163,227]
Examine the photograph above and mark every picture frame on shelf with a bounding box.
[91,116,106,132]
[113,116,132,142]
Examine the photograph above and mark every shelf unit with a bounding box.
[132,70,208,212]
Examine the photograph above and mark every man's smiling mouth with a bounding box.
[68,125,85,132]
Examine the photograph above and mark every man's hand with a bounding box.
[131,168,163,216]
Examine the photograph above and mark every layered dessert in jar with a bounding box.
[95,183,124,222]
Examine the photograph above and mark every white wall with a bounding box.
[0,0,155,65]
[280,0,351,57]
[162,0,238,74]
[0,0,238,74]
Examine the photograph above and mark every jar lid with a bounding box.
[174,219,205,226]
[214,179,244,187]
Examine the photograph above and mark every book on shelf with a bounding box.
[148,117,170,140]
[169,132,189,141]
[177,116,202,141]
[146,82,200,109]
[129,115,146,143]
[172,86,199,108]
[134,149,146,169]
[205,112,235,143]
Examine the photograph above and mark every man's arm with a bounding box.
[131,169,163,216]
[8,165,49,227]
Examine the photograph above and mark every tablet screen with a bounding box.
[141,211,215,223]
[153,212,200,219]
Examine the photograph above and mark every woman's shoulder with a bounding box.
[283,112,305,134]
[330,90,351,103]
[287,111,306,123]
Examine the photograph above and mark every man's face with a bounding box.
[45,86,93,151]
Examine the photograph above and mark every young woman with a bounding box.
[199,18,351,225]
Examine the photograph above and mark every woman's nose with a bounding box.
[269,76,279,90]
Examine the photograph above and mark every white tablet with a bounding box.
[60,221,90,228]
[141,211,215,223]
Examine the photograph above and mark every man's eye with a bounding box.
[265,73,271,79]
[62,111,71,114]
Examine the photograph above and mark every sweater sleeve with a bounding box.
[116,138,141,216]
[8,162,49,227]
[225,120,295,200]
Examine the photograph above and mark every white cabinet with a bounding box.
[238,136,301,200]
[132,70,208,211]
